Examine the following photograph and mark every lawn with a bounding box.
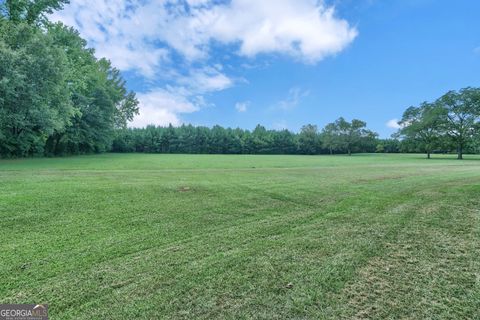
[0,153,479,319]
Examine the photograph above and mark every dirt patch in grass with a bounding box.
[355,175,405,183]
[178,186,191,192]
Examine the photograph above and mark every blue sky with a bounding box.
[52,0,480,137]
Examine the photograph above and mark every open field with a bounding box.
[1,153,479,319]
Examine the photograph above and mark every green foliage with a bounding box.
[298,124,320,154]
[437,88,480,159]
[0,20,74,157]
[375,139,401,153]
[376,143,385,153]
[0,11,138,157]
[397,88,480,159]
[320,117,378,156]
[111,122,379,155]
[1,0,69,25]
[398,102,444,158]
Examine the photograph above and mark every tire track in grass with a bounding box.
[338,184,480,320]
[3,166,480,318]
[11,180,424,318]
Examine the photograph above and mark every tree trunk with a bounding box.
[329,148,333,155]
[54,133,64,155]
[348,148,351,156]
[427,152,430,159]
[457,144,463,160]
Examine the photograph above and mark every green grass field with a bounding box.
[1,154,479,319]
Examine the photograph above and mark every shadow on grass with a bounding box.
[416,155,480,161]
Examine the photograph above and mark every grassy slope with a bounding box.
[0,154,479,319]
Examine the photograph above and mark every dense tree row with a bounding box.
[111,90,480,157]
[111,119,379,155]
[0,0,138,157]
[396,87,480,159]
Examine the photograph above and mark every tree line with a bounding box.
[112,88,480,157]
[0,0,139,158]
[111,119,380,155]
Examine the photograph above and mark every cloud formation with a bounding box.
[235,101,249,112]
[200,0,358,63]
[177,67,234,93]
[386,119,402,129]
[277,87,310,111]
[131,88,201,127]
[51,0,357,126]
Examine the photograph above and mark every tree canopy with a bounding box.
[320,118,377,156]
[398,102,444,159]
[0,0,138,157]
[110,121,380,155]
[437,88,480,159]
[397,88,480,159]
[1,0,69,25]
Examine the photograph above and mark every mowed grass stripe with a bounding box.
[49,175,475,318]
[1,154,479,319]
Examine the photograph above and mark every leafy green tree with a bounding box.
[194,126,209,153]
[398,102,444,159]
[436,88,480,159]
[323,118,375,155]
[109,122,379,156]
[272,129,297,154]
[251,125,273,154]
[338,118,364,156]
[298,124,319,155]
[376,138,400,153]
[0,5,137,157]
[359,130,379,153]
[2,0,69,25]
[321,123,338,155]
[45,24,138,155]
[376,143,385,153]
[209,125,228,154]
[0,21,74,157]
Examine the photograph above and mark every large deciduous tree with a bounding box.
[436,88,480,159]
[322,118,377,156]
[398,102,444,159]
[0,21,74,157]
[321,123,338,155]
[0,3,139,157]
[43,24,138,155]
[298,124,319,155]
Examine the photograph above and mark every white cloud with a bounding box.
[200,0,358,63]
[128,68,232,126]
[186,0,211,7]
[386,119,402,129]
[277,87,310,111]
[51,0,357,74]
[50,0,357,126]
[131,106,181,127]
[235,101,249,112]
[50,0,172,77]
[130,88,201,127]
[177,67,234,93]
